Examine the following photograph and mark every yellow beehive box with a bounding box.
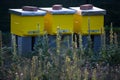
[70,6,106,35]
[9,9,46,36]
[40,7,76,35]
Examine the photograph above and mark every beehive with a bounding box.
[9,9,46,36]
[70,5,106,35]
[40,6,76,35]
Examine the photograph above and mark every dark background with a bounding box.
[0,0,120,32]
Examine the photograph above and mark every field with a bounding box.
[0,27,120,80]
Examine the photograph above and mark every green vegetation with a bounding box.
[0,27,120,80]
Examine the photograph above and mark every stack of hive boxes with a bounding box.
[40,5,76,47]
[70,4,106,52]
[9,4,106,55]
[9,5,76,55]
[9,6,46,55]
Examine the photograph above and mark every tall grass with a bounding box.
[0,26,120,80]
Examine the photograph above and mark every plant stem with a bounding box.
[110,22,113,45]
[12,34,17,57]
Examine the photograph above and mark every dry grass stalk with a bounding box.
[37,24,40,36]
[71,32,74,47]
[56,26,61,77]
[101,27,106,51]
[114,33,118,48]
[74,34,77,48]
[92,68,97,80]
[37,49,43,79]
[43,31,48,45]
[110,23,114,45]
[65,56,71,79]
[77,68,81,80]
[72,57,81,80]
[79,33,84,55]
[103,29,106,50]
[56,26,61,55]
[31,56,38,80]
[88,18,93,55]
[84,68,89,80]
[88,18,91,36]
[11,34,17,56]
[15,72,19,80]
[23,63,30,80]
[67,36,70,48]
[18,65,24,80]
[65,47,81,80]
[14,64,22,80]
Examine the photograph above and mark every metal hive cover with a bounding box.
[70,6,106,15]
[9,9,46,16]
[39,7,76,14]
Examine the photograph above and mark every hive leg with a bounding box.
[17,36,32,55]
[93,35,101,53]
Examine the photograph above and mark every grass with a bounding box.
[0,26,120,80]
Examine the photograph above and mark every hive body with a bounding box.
[70,6,106,52]
[44,13,74,35]
[74,14,104,35]
[40,8,76,35]
[70,7,106,35]
[9,9,46,55]
[10,9,46,36]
